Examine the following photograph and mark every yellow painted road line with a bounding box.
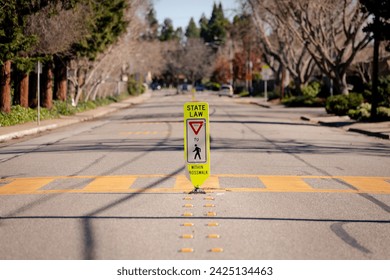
[0,175,390,195]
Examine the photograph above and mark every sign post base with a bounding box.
[189,187,206,194]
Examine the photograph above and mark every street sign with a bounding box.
[261,64,272,80]
[184,102,210,189]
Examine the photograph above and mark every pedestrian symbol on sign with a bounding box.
[193,144,201,160]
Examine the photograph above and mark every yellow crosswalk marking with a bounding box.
[0,175,389,195]
[0,177,55,195]
[203,175,220,190]
[340,177,390,193]
[260,176,314,192]
[174,175,193,191]
[82,176,137,192]
[120,131,166,135]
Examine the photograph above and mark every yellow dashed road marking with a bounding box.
[1,175,390,195]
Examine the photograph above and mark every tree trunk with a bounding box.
[0,60,12,113]
[43,62,54,109]
[333,71,349,95]
[28,72,38,108]
[20,73,29,108]
[341,73,349,95]
[54,56,67,101]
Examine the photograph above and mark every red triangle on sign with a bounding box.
[189,121,204,135]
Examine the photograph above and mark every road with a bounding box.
[0,90,389,260]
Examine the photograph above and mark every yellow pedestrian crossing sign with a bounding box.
[184,102,210,190]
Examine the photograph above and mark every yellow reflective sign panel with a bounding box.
[184,102,210,188]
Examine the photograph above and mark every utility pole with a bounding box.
[371,15,380,121]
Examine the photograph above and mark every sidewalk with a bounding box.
[0,92,151,143]
[301,114,390,140]
[238,97,390,140]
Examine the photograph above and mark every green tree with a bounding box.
[207,2,229,45]
[159,18,176,41]
[185,17,200,38]
[175,27,184,42]
[0,0,38,113]
[360,0,390,120]
[199,14,209,42]
[72,0,127,60]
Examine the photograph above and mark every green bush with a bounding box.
[348,104,390,121]
[282,95,324,107]
[0,93,131,127]
[127,78,145,96]
[205,81,221,91]
[363,75,390,107]
[377,106,390,121]
[282,81,324,107]
[0,105,59,126]
[301,81,321,98]
[348,92,365,108]
[53,100,77,116]
[238,90,250,97]
[348,103,371,121]
[326,93,364,115]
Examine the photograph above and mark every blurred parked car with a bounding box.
[195,84,205,91]
[181,84,188,91]
[151,82,161,90]
[218,84,233,97]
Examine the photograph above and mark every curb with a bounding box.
[347,127,390,140]
[249,101,271,109]
[301,115,390,140]
[0,92,151,143]
[0,124,60,142]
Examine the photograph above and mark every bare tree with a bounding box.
[24,2,90,108]
[165,38,215,86]
[248,0,372,95]
[26,4,90,56]
[248,2,316,92]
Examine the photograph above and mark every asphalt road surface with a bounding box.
[1,90,389,260]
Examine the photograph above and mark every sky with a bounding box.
[152,0,241,30]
